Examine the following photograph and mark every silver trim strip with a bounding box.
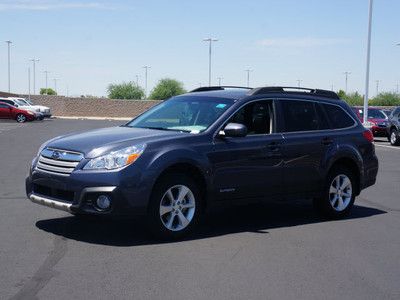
[39,156,79,167]
[37,162,75,173]
[34,168,69,177]
[29,193,72,212]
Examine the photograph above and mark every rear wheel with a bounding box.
[314,166,356,219]
[390,129,400,146]
[148,173,202,240]
[16,114,26,123]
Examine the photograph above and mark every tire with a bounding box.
[390,129,400,146]
[147,173,203,240]
[313,165,356,219]
[16,114,27,123]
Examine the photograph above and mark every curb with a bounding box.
[53,116,131,121]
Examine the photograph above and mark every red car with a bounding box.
[352,106,388,137]
[0,101,35,123]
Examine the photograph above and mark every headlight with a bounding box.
[83,144,146,170]
[37,142,48,156]
[27,111,34,115]
[363,121,374,128]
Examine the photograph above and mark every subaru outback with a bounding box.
[26,86,378,239]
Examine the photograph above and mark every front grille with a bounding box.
[33,183,75,202]
[35,148,83,176]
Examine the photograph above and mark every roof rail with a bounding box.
[249,86,340,100]
[190,86,252,93]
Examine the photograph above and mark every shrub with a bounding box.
[40,88,57,95]
[369,92,400,106]
[107,82,145,99]
[149,78,186,100]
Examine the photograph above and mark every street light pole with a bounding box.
[343,71,351,93]
[245,69,253,87]
[28,67,31,100]
[375,80,380,95]
[217,77,223,86]
[363,0,373,125]
[5,41,12,92]
[53,78,59,94]
[30,58,40,95]
[143,66,151,99]
[43,70,50,90]
[203,38,218,86]
[296,79,303,88]
[135,75,139,87]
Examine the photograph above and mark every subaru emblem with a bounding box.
[52,151,61,160]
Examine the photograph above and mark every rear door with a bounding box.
[278,99,332,197]
[210,99,284,201]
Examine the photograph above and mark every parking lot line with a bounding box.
[375,144,400,150]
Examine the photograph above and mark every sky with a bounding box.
[1,0,399,97]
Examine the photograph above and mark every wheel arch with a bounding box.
[148,161,209,211]
[327,155,362,196]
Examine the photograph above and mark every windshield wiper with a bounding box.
[131,126,191,133]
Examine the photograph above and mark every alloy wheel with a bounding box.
[329,174,352,212]
[16,114,26,123]
[159,185,196,232]
[391,131,397,145]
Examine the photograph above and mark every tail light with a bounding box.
[362,129,374,143]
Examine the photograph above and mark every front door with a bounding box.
[0,103,11,119]
[209,100,284,201]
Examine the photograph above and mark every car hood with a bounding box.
[34,105,49,110]
[369,118,387,123]
[46,126,183,158]
[18,105,37,112]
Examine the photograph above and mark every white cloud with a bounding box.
[258,37,349,47]
[0,0,113,11]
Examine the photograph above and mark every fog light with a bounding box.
[96,195,111,210]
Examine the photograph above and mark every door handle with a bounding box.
[265,142,282,157]
[321,137,333,145]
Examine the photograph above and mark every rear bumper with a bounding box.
[361,154,379,190]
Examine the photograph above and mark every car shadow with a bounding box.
[35,200,386,246]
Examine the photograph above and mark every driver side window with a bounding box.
[228,100,273,135]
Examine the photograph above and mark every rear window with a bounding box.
[323,104,355,129]
[281,100,319,132]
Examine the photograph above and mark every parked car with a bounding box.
[0,98,43,121]
[351,106,388,137]
[26,86,378,239]
[0,101,36,122]
[8,97,51,118]
[386,106,400,146]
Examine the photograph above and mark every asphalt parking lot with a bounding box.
[1,119,399,300]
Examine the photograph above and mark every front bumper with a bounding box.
[26,159,155,216]
[371,126,387,137]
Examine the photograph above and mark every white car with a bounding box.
[9,97,52,118]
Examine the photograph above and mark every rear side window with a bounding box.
[322,104,355,129]
[281,100,319,132]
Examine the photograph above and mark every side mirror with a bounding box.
[14,104,18,107]
[220,123,247,138]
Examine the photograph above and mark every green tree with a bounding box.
[40,88,57,95]
[370,92,400,106]
[107,82,145,99]
[337,90,364,106]
[149,78,186,100]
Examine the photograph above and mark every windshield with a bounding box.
[358,109,386,119]
[15,99,30,106]
[126,96,234,133]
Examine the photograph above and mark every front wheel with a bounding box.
[390,129,400,146]
[148,174,202,240]
[16,114,27,123]
[314,166,356,219]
